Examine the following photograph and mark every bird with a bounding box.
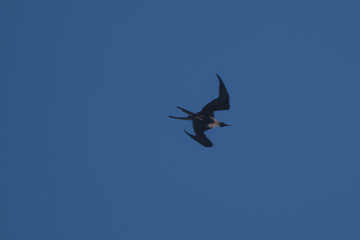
[169,74,231,147]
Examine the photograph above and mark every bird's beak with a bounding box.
[223,123,231,127]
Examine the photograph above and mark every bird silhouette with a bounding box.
[169,74,231,147]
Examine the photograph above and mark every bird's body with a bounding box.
[169,74,231,147]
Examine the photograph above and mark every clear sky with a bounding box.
[1,0,360,239]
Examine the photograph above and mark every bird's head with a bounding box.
[219,122,231,127]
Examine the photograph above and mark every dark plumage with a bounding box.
[169,74,231,147]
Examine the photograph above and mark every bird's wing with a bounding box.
[200,74,230,116]
[184,130,213,147]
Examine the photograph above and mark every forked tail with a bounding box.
[168,106,196,120]
[168,115,192,120]
[176,106,196,115]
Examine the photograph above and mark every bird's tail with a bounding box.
[176,106,196,115]
[168,106,196,120]
[168,115,193,120]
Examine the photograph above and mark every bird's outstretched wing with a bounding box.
[184,130,213,147]
[200,74,230,116]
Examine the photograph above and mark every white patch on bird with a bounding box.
[207,123,219,128]
[208,117,220,128]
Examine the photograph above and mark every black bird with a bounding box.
[169,74,231,147]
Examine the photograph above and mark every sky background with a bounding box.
[1,0,360,239]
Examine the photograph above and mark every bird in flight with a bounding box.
[169,74,231,147]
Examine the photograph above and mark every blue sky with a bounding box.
[1,0,360,239]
